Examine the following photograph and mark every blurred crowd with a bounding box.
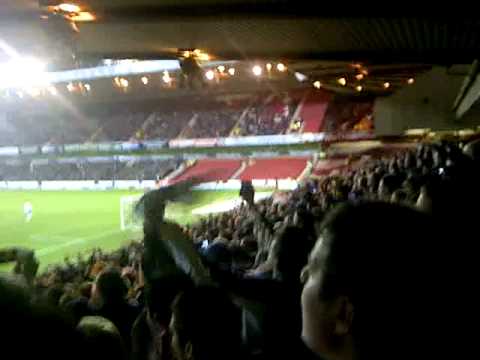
[232,95,294,137]
[2,140,478,360]
[0,159,177,182]
[0,94,301,148]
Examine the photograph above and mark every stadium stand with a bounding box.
[231,92,300,136]
[114,159,177,180]
[239,157,309,180]
[0,161,34,181]
[299,90,331,133]
[172,159,243,183]
[19,159,178,181]
[2,140,474,360]
[0,90,374,148]
[323,97,374,133]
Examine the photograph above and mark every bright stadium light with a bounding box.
[252,65,263,76]
[162,71,172,84]
[58,3,81,13]
[383,82,391,89]
[338,77,347,86]
[27,87,41,97]
[0,57,47,89]
[294,72,308,82]
[408,78,415,84]
[205,70,215,80]
[47,86,58,95]
[228,67,235,76]
[70,12,96,22]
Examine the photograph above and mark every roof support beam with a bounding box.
[453,60,480,119]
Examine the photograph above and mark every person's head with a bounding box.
[377,175,399,199]
[43,284,64,307]
[91,267,127,307]
[1,275,87,360]
[432,146,446,168]
[390,189,408,204]
[300,202,444,360]
[463,138,480,162]
[77,316,127,360]
[270,226,315,283]
[145,273,193,327]
[170,286,242,360]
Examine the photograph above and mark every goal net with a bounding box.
[120,194,143,231]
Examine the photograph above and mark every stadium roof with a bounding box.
[0,1,478,95]
[1,1,478,62]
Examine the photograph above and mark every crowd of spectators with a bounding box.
[0,93,303,148]
[323,99,374,133]
[0,159,178,182]
[181,109,240,139]
[232,94,295,137]
[2,140,477,360]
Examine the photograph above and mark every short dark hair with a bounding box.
[171,286,242,360]
[317,202,444,358]
[144,273,192,325]
[95,268,127,304]
[273,226,314,282]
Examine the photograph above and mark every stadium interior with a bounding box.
[0,1,478,360]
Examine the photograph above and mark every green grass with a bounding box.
[0,190,240,272]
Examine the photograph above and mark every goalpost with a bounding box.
[119,194,143,231]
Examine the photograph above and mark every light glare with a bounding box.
[252,65,263,76]
[205,70,215,80]
[47,86,58,95]
[69,12,95,22]
[162,71,172,84]
[58,3,81,13]
[0,57,47,89]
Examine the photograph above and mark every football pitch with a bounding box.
[0,190,244,272]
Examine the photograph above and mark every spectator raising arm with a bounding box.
[137,180,211,285]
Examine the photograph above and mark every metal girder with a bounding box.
[453,60,480,119]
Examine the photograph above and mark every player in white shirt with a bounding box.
[23,201,33,222]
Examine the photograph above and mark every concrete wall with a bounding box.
[374,66,480,135]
